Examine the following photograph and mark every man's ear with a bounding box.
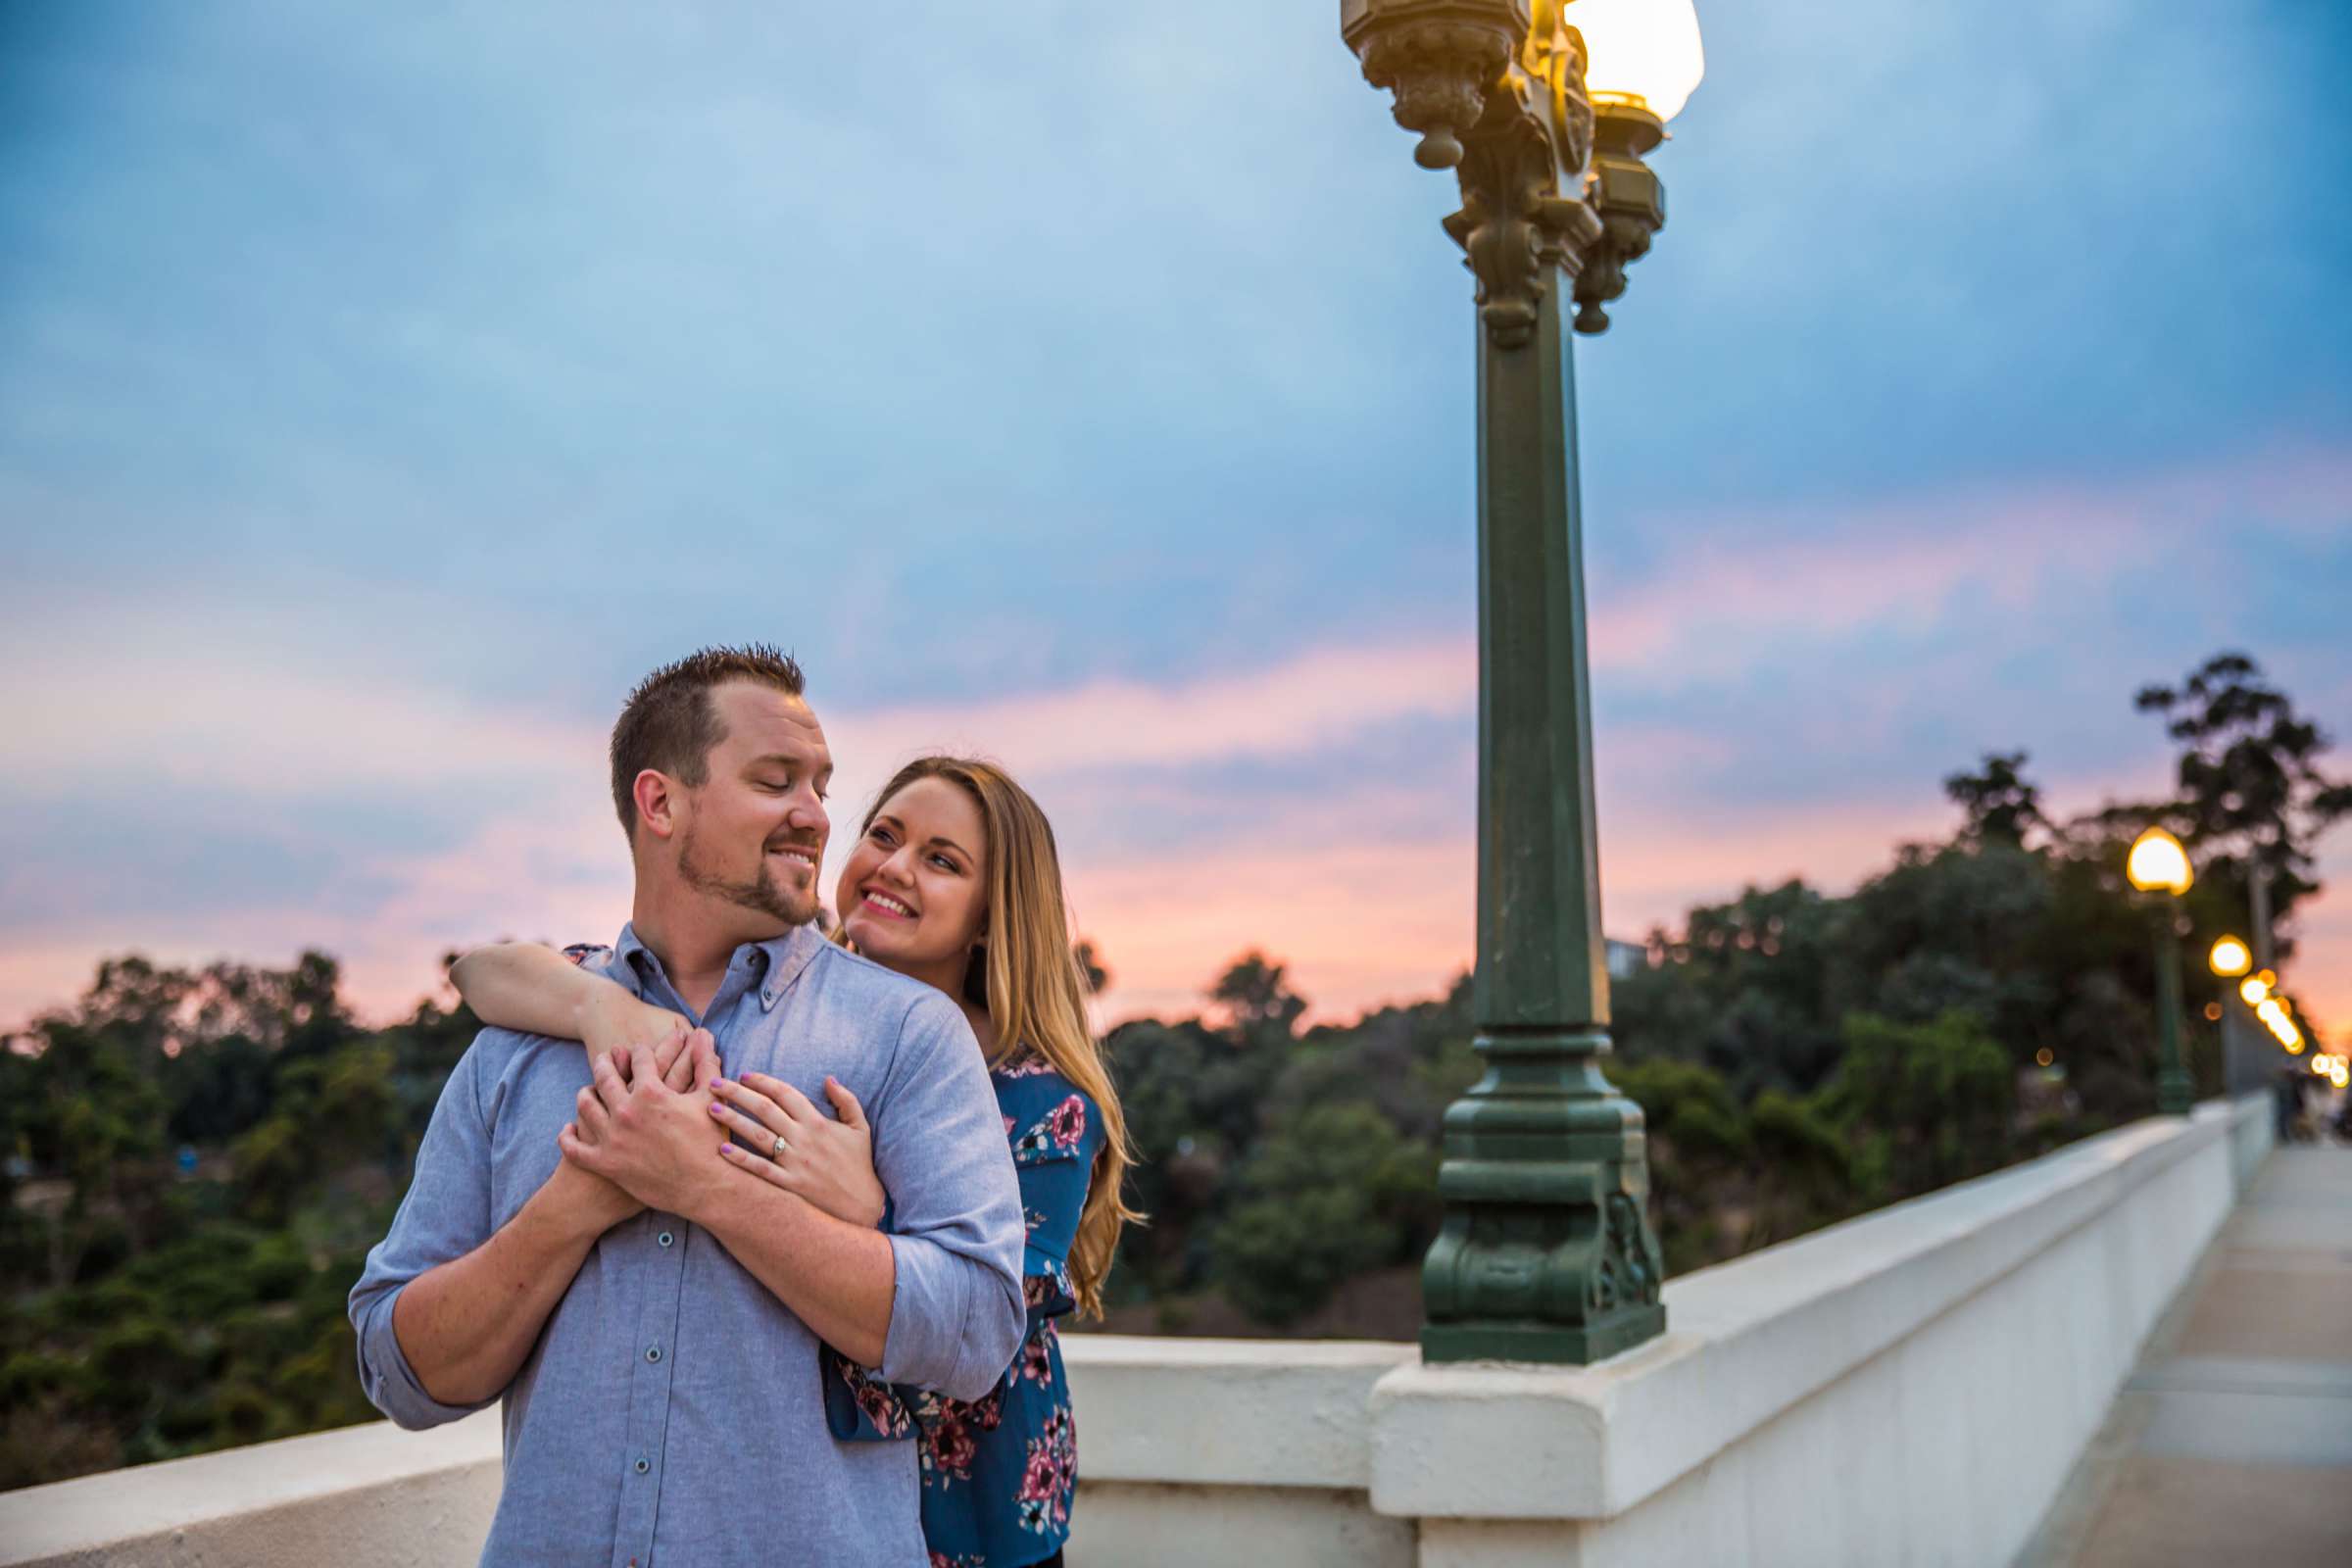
[633,770,683,840]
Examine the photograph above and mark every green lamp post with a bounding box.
[2127,826,2197,1116]
[1339,0,1700,1364]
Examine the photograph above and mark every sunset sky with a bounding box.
[4,2,2349,1041]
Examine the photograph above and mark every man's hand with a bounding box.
[553,1021,700,1230]
[559,1028,724,1220]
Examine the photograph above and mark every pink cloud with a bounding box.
[6,442,2346,1051]
[1588,446,2352,676]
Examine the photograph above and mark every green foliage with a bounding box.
[1945,751,2048,846]
[0,954,465,1490]
[1210,1103,1436,1326]
[1208,951,1308,1044]
[1818,1010,2013,1196]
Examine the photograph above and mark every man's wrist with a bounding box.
[536,1162,635,1246]
[687,1163,784,1238]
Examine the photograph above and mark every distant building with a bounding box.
[1605,939,1644,981]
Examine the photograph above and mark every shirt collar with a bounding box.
[612,921,825,1017]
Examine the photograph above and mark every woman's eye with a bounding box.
[929,854,958,872]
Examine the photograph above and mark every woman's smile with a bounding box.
[859,887,917,920]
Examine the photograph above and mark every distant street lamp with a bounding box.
[1339,0,1703,1364]
[2126,827,2195,1115]
[2208,931,2261,1094]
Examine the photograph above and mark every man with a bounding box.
[349,646,1025,1567]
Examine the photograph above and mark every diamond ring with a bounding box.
[771,1133,788,1159]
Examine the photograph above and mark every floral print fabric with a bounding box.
[824,1054,1101,1568]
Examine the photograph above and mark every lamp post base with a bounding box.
[1423,1303,1667,1366]
[1419,1028,1667,1365]
[2152,921,2191,1117]
[2156,1070,2195,1117]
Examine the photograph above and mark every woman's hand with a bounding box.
[710,1073,886,1229]
[579,985,692,1079]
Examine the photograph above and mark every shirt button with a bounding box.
[646,1345,662,1363]
[658,1230,674,1248]
[633,1458,649,1475]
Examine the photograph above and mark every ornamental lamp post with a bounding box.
[2126,826,2196,1116]
[2208,932,2260,1095]
[1339,0,1702,1364]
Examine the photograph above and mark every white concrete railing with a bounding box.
[0,1095,2274,1568]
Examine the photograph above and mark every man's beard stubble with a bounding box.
[676,823,818,929]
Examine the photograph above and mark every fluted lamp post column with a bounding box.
[1340,0,1700,1364]
[2127,827,2197,1117]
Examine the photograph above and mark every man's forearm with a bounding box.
[690,1171,896,1366]
[391,1178,613,1406]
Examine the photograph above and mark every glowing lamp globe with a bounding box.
[2239,976,2271,1005]
[1571,0,1706,121]
[2126,827,2193,896]
[2208,936,2252,977]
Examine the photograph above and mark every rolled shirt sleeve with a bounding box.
[871,993,1025,1401]
[347,1036,504,1430]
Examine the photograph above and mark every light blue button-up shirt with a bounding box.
[349,923,1025,1568]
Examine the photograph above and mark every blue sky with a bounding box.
[3,1,2349,1029]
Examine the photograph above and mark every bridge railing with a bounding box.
[0,1095,2275,1568]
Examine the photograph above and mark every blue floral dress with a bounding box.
[825,1054,1102,1568]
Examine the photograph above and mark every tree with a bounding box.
[1818,1009,2013,1196]
[1072,940,1111,996]
[1208,1102,1435,1326]
[1944,752,2048,847]
[1207,952,1307,1044]
[2134,651,2352,951]
[1613,881,1842,1098]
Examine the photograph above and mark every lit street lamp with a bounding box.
[1340,0,1702,1364]
[2209,936,2252,979]
[2127,826,2196,1115]
[2208,932,2266,1096]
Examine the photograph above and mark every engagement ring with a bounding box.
[771,1133,788,1158]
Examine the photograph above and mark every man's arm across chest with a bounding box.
[570,980,1024,1397]
[348,1029,693,1422]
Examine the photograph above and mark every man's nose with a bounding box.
[789,788,828,840]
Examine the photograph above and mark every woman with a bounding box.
[451,756,1136,1568]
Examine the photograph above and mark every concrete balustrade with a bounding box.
[0,1096,2273,1568]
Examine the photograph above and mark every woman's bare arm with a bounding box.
[449,943,685,1063]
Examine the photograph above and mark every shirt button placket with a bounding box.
[616,1223,688,1568]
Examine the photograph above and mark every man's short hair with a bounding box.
[610,645,807,838]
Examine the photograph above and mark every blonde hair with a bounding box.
[847,756,1138,1317]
